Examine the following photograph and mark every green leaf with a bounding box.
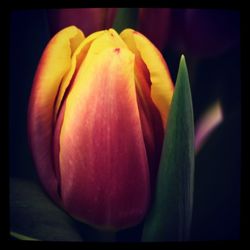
[142,55,195,241]
[10,177,84,241]
[10,232,39,241]
[112,8,138,33]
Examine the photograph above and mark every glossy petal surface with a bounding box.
[59,32,150,230]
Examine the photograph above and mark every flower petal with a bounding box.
[27,26,84,202]
[53,30,105,122]
[53,30,106,197]
[120,28,174,128]
[59,34,150,230]
[133,51,164,194]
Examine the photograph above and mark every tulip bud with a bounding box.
[28,26,174,230]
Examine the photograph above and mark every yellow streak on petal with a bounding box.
[60,29,134,137]
[53,30,105,121]
[28,26,84,201]
[61,47,135,141]
[120,28,174,128]
[33,26,84,108]
[80,29,128,60]
[54,28,128,122]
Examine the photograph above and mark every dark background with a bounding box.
[8,9,241,241]
[9,10,50,180]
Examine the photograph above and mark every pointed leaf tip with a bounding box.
[142,55,195,242]
[180,54,185,62]
[177,54,189,83]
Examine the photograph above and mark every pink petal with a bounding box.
[58,44,150,230]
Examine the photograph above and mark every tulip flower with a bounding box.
[28,26,174,231]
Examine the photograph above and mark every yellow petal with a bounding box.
[53,30,105,122]
[54,28,128,122]
[31,26,84,111]
[120,28,174,128]
[28,26,84,202]
[81,28,128,61]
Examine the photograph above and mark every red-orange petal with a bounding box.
[53,30,106,198]
[59,38,150,230]
[133,55,164,194]
[27,26,84,202]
